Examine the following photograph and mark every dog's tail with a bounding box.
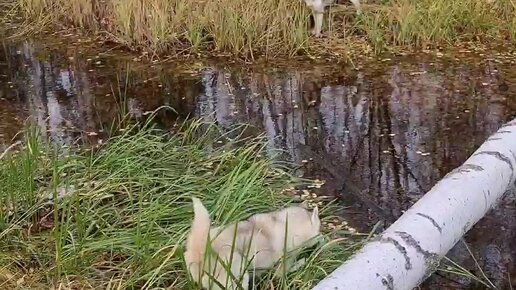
[184,197,211,283]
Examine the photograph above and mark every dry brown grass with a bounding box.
[11,0,516,59]
[15,0,312,59]
[354,0,516,52]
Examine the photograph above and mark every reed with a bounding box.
[13,0,311,58]
[355,0,516,52]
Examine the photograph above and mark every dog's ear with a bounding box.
[311,206,319,224]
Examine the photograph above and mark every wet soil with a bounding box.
[1,39,515,289]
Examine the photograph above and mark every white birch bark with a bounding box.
[312,118,516,290]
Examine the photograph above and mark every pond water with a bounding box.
[1,39,515,289]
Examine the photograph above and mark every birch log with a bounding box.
[313,119,516,290]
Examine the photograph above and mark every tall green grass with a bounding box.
[0,118,356,289]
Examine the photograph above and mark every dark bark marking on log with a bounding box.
[416,213,442,233]
[483,190,488,211]
[475,151,515,188]
[497,130,512,134]
[376,273,394,290]
[462,221,471,235]
[375,236,412,270]
[487,137,502,141]
[510,150,516,186]
[473,151,514,172]
[444,164,484,179]
[500,121,516,128]
[510,150,516,176]
[394,231,440,271]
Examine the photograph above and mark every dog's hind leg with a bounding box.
[312,12,324,37]
[216,248,250,290]
[241,272,249,290]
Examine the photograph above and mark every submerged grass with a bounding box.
[8,0,516,59]
[0,118,356,289]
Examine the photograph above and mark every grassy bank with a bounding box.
[0,119,356,289]
[356,0,516,53]
[12,0,310,58]
[6,0,516,59]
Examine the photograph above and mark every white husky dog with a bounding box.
[184,197,321,290]
[304,0,361,37]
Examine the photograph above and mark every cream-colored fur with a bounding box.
[184,198,321,290]
[304,0,361,37]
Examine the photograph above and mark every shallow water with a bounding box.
[1,40,515,289]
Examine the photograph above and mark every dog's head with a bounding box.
[297,201,321,236]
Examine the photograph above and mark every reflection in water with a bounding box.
[1,40,515,289]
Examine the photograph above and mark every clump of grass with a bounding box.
[0,118,355,289]
[13,0,310,59]
[355,0,516,52]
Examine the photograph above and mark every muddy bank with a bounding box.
[1,40,515,289]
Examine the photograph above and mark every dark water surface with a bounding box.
[1,40,515,289]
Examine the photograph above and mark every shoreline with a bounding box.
[3,0,516,62]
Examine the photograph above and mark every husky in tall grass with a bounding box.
[304,0,361,37]
[184,197,321,290]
